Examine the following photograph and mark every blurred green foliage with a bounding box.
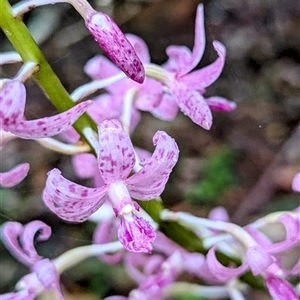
[185,146,236,205]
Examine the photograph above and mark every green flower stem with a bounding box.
[0,0,97,146]
[0,0,263,289]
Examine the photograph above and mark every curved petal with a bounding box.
[85,11,145,84]
[266,275,298,300]
[0,80,26,130]
[205,96,237,112]
[126,34,150,64]
[206,247,248,282]
[12,101,92,139]
[0,163,30,188]
[167,4,206,76]
[126,131,179,200]
[263,214,300,254]
[170,80,212,130]
[151,94,179,121]
[97,119,135,183]
[182,41,226,90]
[33,259,64,300]
[43,168,108,222]
[1,221,50,267]
[164,46,192,73]
[0,290,33,300]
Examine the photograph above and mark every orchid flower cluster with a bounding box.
[0,0,299,299]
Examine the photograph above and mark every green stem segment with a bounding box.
[0,0,97,145]
[0,0,263,289]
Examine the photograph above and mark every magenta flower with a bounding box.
[0,163,29,188]
[0,80,92,139]
[43,119,179,252]
[85,12,145,84]
[0,221,63,300]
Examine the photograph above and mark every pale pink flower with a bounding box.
[43,119,179,252]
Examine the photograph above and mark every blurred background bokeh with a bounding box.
[1,0,299,299]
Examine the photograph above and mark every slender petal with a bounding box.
[126,131,179,200]
[85,11,145,84]
[32,259,64,300]
[181,41,226,90]
[0,163,29,188]
[166,4,205,76]
[205,96,237,112]
[1,221,51,267]
[206,247,248,282]
[0,80,26,130]
[43,168,108,222]
[97,119,135,183]
[266,275,298,300]
[169,81,212,129]
[292,172,300,192]
[0,290,33,300]
[11,101,92,139]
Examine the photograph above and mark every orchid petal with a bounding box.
[135,79,163,111]
[43,168,108,222]
[206,247,248,282]
[1,221,51,267]
[164,46,192,73]
[118,213,155,253]
[205,96,237,112]
[0,163,29,188]
[0,290,33,300]
[182,41,226,90]
[85,11,145,84]
[126,34,150,64]
[264,214,300,254]
[167,4,205,76]
[126,131,179,200]
[0,80,25,130]
[266,275,298,300]
[151,94,179,121]
[97,119,135,183]
[11,101,92,139]
[88,94,123,124]
[33,259,64,300]
[169,81,212,129]
[72,153,97,179]
[292,172,300,192]
[246,246,275,275]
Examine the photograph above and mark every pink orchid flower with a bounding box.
[43,119,179,252]
[206,213,300,300]
[0,163,29,188]
[0,80,92,139]
[0,221,63,300]
[152,4,236,128]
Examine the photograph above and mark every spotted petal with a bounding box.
[11,101,92,139]
[86,11,145,84]
[0,80,26,130]
[126,131,179,200]
[0,163,29,188]
[43,168,108,222]
[97,119,135,183]
[170,81,212,129]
